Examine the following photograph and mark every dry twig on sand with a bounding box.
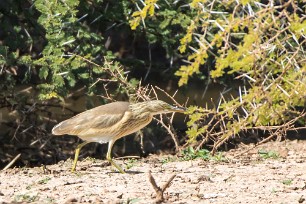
[148,170,176,203]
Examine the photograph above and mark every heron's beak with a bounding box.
[170,106,187,113]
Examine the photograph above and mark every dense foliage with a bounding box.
[130,0,305,149]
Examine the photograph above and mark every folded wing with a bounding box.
[52,102,130,136]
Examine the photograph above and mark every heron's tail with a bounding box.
[52,122,65,135]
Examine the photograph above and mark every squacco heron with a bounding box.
[52,100,185,173]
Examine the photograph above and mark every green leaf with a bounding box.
[39,67,49,79]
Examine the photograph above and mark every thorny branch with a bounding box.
[183,0,305,151]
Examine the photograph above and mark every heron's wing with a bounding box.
[52,101,130,135]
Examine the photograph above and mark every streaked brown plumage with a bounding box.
[52,100,185,173]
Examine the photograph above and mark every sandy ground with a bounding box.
[1,139,306,204]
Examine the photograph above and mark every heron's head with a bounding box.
[139,100,186,115]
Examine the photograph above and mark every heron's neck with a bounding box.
[129,103,153,118]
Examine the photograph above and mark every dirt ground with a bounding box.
[1,139,306,204]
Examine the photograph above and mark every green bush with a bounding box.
[130,0,306,150]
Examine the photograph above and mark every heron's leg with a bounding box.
[107,139,125,174]
[71,141,89,172]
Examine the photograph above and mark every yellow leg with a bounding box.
[71,141,89,172]
[107,139,125,174]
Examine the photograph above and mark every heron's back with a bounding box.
[52,101,130,138]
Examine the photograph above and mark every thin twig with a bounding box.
[115,155,141,160]
[2,139,40,171]
[153,115,181,152]
[154,86,186,107]
[2,154,21,171]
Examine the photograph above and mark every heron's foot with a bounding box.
[71,142,89,173]
[108,159,125,174]
[71,166,76,173]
